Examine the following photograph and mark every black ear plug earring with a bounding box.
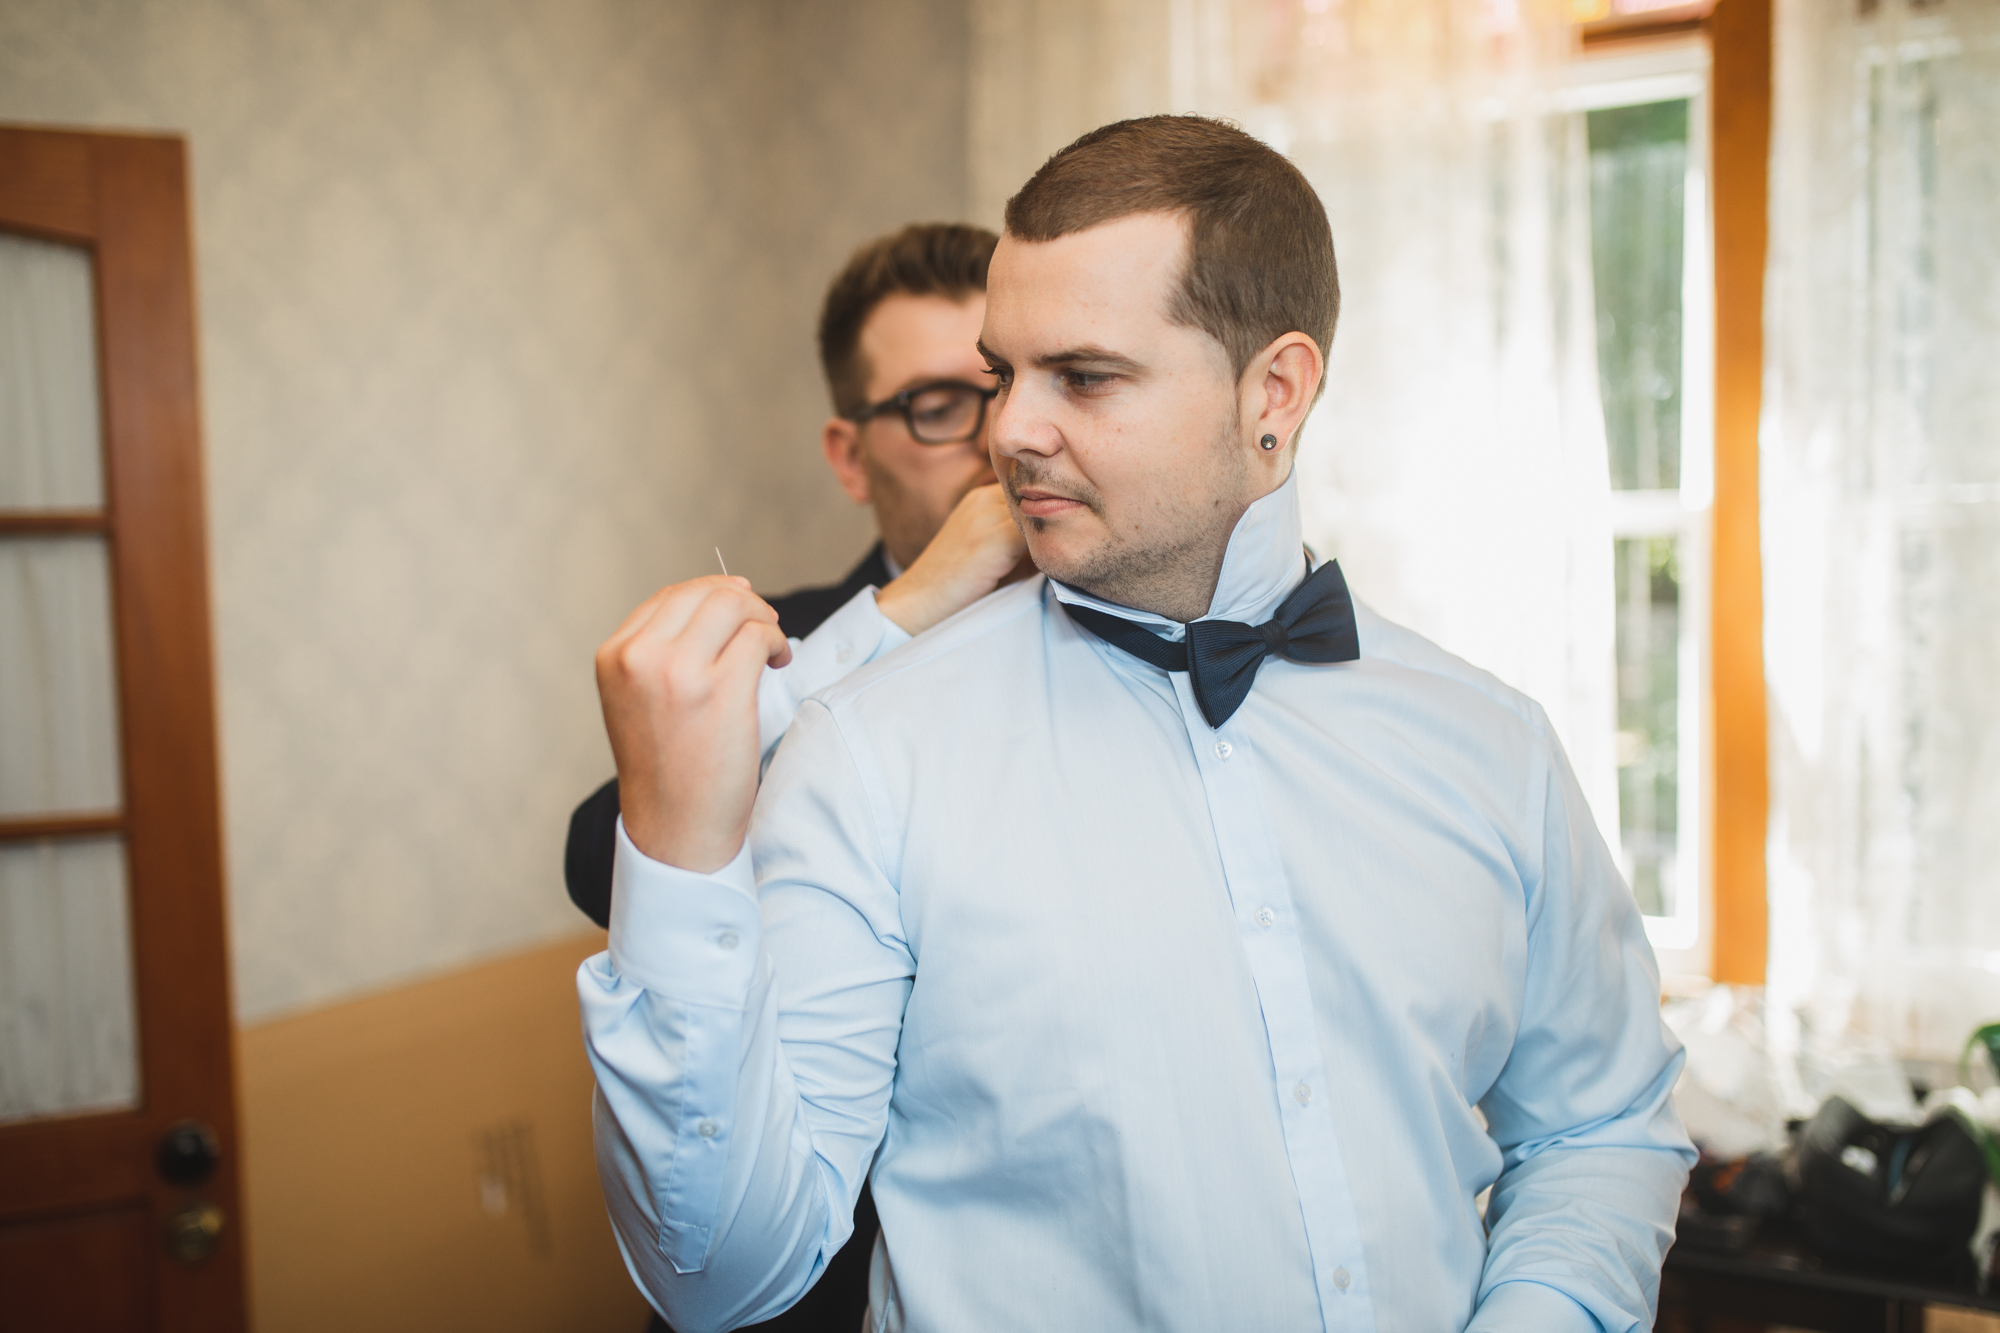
[1260,433,1279,451]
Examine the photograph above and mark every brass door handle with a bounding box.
[165,1201,225,1263]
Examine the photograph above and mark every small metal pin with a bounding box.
[715,547,729,577]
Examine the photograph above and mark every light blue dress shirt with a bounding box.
[580,468,1695,1333]
[750,584,909,759]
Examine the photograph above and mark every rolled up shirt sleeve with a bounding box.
[1470,707,1696,1333]
[1468,1280,1606,1333]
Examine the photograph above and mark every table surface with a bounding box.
[1666,1214,2000,1314]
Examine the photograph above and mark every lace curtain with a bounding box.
[969,0,1623,853]
[1763,0,2000,1058]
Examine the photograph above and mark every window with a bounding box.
[1566,44,1715,960]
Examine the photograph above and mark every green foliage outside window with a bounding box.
[1590,99,1692,918]
[1589,99,1688,494]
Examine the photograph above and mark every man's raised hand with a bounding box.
[595,576,792,873]
[875,484,1031,636]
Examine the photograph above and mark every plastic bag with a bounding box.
[1664,986,1789,1157]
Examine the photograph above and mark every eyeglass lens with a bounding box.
[906,384,987,444]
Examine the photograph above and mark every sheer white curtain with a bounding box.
[1763,0,2000,1059]
[969,0,1621,845]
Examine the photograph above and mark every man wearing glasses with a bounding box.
[565,222,1023,1333]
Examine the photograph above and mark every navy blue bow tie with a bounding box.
[1061,557,1361,728]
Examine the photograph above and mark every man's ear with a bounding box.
[1245,332,1325,453]
[821,417,872,505]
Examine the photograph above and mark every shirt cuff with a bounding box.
[1466,1281,1602,1333]
[607,817,760,1008]
[757,585,911,753]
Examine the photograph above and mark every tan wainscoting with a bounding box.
[237,932,649,1333]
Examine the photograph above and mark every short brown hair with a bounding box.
[818,223,998,419]
[1004,115,1338,388]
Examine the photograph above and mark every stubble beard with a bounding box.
[1009,417,1251,623]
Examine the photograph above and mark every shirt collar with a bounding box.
[1048,465,1306,638]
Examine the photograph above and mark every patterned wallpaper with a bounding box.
[0,0,970,1021]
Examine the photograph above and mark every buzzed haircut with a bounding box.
[1005,115,1339,390]
[819,223,999,420]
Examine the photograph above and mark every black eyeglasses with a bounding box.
[851,380,999,444]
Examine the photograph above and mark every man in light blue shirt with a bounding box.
[582,115,1694,1333]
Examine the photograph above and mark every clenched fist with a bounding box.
[595,576,791,872]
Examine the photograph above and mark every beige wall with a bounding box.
[0,0,970,1022]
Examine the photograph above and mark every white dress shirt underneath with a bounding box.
[581,469,1695,1333]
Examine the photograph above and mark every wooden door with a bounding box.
[0,126,245,1332]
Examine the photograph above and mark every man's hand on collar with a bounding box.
[875,484,1032,637]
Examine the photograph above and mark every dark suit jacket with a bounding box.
[567,544,890,1333]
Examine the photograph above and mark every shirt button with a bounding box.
[1294,1082,1312,1107]
[835,643,853,664]
[696,1119,719,1139]
[1213,740,1233,760]
[1255,907,1276,929]
[1334,1266,1351,1291]
[717,931,740,952]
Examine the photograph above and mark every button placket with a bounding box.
[1166,670,1380,1332]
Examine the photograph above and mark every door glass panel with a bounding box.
[0,233,105,510]
[0,836,139,1121]
[0,228,135,1124]
[0,536,123,816]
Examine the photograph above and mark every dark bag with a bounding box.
[1794,1095,1986,1277]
